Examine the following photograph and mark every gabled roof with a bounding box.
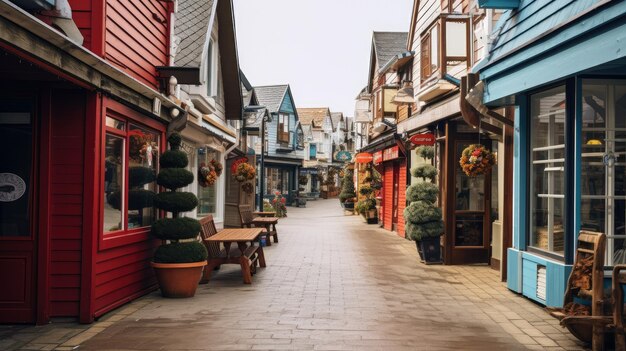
[254,85,290,113]
[373,32,409,70]
[331,112,344,131]
[297,108,330,128]
[240,70,257,107]
[174,0,216,68]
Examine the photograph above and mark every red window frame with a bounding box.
[98,98,166,250]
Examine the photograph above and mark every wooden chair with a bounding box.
[548,230,609,350]
[198,215,261,284]
[238,205,279,245]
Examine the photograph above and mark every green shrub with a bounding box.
[406,182,438,203]
[359,186,373,196]
[107,189,155,211]
[157,168,194,190]
[405,220,443,241]
[129,166,156,187]
[154,191,198,213]
[404,201,442,225]
[338,168,356,202]
[152,217,201,240]
[411,164,438,181]
[415,146,435,159]
[153,242,207,263]
[168,133,182,149]
[159,150,188,168]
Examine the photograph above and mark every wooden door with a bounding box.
[392,164,399,231]
[446,136,492,264]
[0,96,37,323]
[383,164,394,231]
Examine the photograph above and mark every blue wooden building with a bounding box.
[475,0,626,306]
[253,85,305,204]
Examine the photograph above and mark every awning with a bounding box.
[359,133,398,153]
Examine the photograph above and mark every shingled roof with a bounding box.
[372,32,408,70]
[297,108,330,129]
[254,85,289,113]
[331,112,344,131]
[174,0,216,68]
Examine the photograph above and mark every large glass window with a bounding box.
[580,80,626,265]
[103,117,160,234]
[529,86,567,256]
[197,147,220,216]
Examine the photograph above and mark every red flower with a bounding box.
[472,149,482,157]
[281,198,286,204]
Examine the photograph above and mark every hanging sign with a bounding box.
[383,146,399,161]
[334,150,352,162]
[230,157,249,173]
[355,152,373,163]
[373,151,383,164]
[410,133,436,145]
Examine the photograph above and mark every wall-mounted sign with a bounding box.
[373,151,383,164]
[355,152,373,163]
[334,150,352,162]
[410,133,436,145]
[383,146,400,161]
[0,173,26,202]
[230,157,249,173]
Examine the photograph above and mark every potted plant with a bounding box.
[270,191,288,217]
[338,167,356,210]
[357,198,378,224]
[403,146,443,264]
[150,133,208,298]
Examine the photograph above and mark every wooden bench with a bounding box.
[198,215,266,284]
[239,205,279,245]
[548,230,609,350]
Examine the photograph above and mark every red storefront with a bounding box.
[374,146,406,237]
[0,0,183,324]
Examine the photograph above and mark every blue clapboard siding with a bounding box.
[520,252,571,307]
[265,87,304,160]
[507,248,522,293]
[477,0,626,104]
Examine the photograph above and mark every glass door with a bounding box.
[581,80,626,266]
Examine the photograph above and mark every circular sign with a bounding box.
[0,173,26,202]
[355,153,373,163]
[334,151,352,162]
[410,133,436,145]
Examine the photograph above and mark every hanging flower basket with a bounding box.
[210,159,223,177]
[459,144,496,177]
[198,163,218,187]
[234,163,256,183]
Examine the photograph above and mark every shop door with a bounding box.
[581,80,626,266]
[392,164,399,231]
[0,98,36,322]
[383,164,394,231]
[449,139,491,264]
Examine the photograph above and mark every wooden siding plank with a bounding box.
[49,275,80,288]
[106,4,167,59]
[49,301,79,316]
[51,251,82,262]
[94,278,156,313]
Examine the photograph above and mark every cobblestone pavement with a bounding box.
[2,199,586,350]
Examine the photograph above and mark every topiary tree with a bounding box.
[404,146,443,245]
[152,133,207,264]
[338,168,356,203]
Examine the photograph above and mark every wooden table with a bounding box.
[205,228,266,284]
[251,217,279,245]
[253,211,276,217]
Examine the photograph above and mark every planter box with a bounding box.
[417,236,442,264]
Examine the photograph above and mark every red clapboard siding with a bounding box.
[382,165,392,230]
[104,0,169,89]
[397,163,407,237]
[68,0,92,50]
[48,90,85,318]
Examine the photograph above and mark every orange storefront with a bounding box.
[374,146,406,237]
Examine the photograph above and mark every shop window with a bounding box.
[529,86,566,256]
[265,168,290,195]
[580,80,626,265]
[103,118,160,234]
[197,147,220,216]
[278,113,289,143]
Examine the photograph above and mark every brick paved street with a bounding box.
[3,199,586,350]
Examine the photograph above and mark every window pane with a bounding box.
[445,21,467,57]
[104,134,124,233]
[197,147,219,216]
[529,86,566,255]
[127,125,159,229]
[430,25,439,71]
[105,116,125,131]
[283,114,289,133]
[0,105,33,237]
[455,142,485,211]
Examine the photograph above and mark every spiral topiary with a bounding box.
[406,182,438,203]
[152,133,207,264]
[411,164,438,181]
[107,166,156,211]
[338,168,356,203]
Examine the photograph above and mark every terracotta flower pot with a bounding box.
[151,261,207,298]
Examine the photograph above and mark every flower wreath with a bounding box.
[234,162,256,183]
[459,144,496,177]
[199,159,223,187]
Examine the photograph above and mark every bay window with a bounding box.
[103,116,160,234]
[529,86,567,256]
[420,15,469,84]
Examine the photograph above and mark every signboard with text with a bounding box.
[383,146,399,161]
[409,133,436,145]
[373,151,383,164]
[355,152,373,163]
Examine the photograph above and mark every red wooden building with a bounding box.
[0,0,191,324]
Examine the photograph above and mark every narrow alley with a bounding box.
[2,200,583,351]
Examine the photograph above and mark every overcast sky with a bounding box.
[232,0,414,116]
